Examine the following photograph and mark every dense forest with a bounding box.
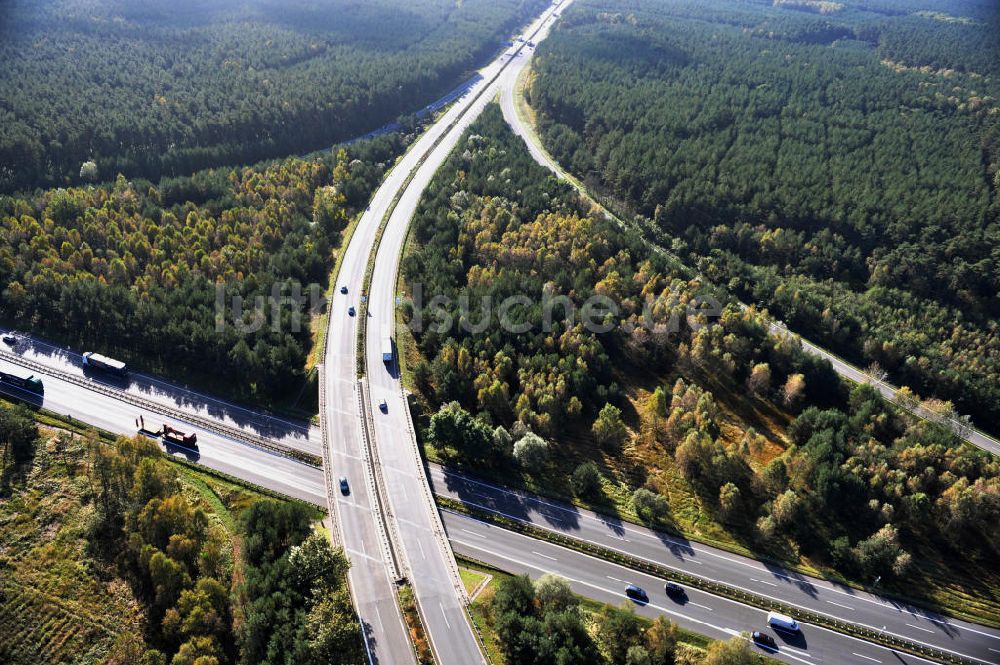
[0,132,403,403]
[405,104,1000,620]
[85,434,361,664]
[528,0,1000,431]
[0,0,547,194]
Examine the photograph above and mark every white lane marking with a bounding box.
[532,551,557,561]
[751,577,778,587]
[461,529,487,539]
[827,600,855,610]
[439,602,451,629]
[852,654,880,663]
[906,623,934,634]
[417,539,426,560]
[688,602,713,611]
[375,605,384,632]
[989,648,1000,654]
[925,618,1000,641]
[446,510,998,665]
[450,536,821,665]
[607,575,624,583]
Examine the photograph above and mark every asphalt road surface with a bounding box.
[0,329,319,456]
[329,1,572,662]
[444,509,979,665]
[430,464,1000,665]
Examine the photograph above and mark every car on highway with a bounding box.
[625,584,648,603]
[379,399,388,413]
[665,581,685,599]
[751,631,776,648]
[339,476,350,495]
[348,306,356,316]
[2,333,17,345]
[341,285,348,294]
[767,611,800,633]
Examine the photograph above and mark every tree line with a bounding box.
[0,0,548,194]
[0,134,401,404]
[85,434,361,664]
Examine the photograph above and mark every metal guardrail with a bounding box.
[440,499,978,665]
[358,379,407,583]
[317,365,344,548]
[0,349,323,467]
[399,388,469,603]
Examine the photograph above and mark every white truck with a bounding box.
[381,326,394,364]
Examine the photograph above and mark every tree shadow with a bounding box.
[762,560,820,599]
[361,619,380,664]
[436,464,582,532]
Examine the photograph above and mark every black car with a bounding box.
[348,306,356,316]
[339,476,350,495]
[2,333,17,345]
[340,285,348,294]
[625,584,648,603]
[665,581,685,599]
[751,631,776,649]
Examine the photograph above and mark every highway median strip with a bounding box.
[435,496,977,665]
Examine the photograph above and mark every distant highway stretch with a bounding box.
[3,347,997,664]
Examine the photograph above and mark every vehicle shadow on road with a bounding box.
[776,628,808,649]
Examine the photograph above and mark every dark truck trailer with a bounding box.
[82,351,128,377]
[0,370,44,395]
[162,424,198,449]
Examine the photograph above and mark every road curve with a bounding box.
[356,2,574,663]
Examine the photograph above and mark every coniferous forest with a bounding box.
[0,0,547,194]
[529,0,1000,432]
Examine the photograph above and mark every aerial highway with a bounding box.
[324,1,573,662]
[1,0,996,661]
[5,338,998,664]
[355,2,574,663]
[430,464,1000,665]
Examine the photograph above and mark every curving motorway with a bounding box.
[326,1,573,662]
